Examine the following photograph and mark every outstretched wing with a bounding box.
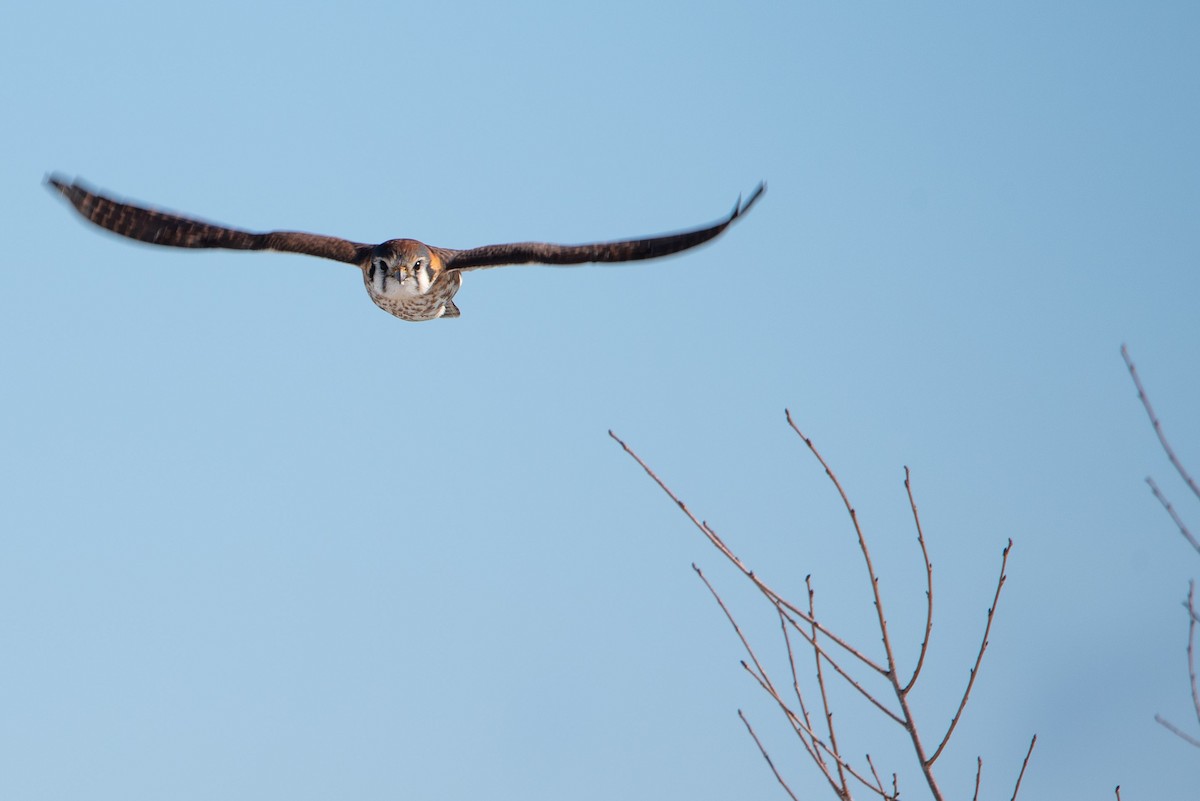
[47,176,372,266]
[443,183,765,271]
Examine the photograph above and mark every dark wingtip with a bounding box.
[737,181,766,218]
[728,181,766,222]
[45,172,71,196]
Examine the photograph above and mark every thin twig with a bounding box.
[693,564,781,702]
[609,430,889,676]
[778,604,822,768]
[1147,477,1200,555]
[807,576,849,797]
[1151,580,1200,748]
[903,466,935,694]
[1187,582,1200,735]
[776,602,905,725]
[612,422,1022,801]
[1154,714,1200,747]
[694,565,838,789]
[971,756,982,801]
[785,411,900,681]
[865,753,891,800]
[738,710,803,801]
[784,411,943,800]
[1115,786,1121,801]
[1122,344,1200,501]
[739,661,890,798]
[738,662,829,775]
[1009,734,1037,800]
[702,516,890,674]
[1155,714,1200,747]
[1125,347,1200,751]
[928,540,1012,765]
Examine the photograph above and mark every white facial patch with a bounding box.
[413,262,435,295]
[371,263,424,299]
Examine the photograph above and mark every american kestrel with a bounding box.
[47,176,765,322]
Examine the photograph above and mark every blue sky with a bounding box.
[3,2,1198,799]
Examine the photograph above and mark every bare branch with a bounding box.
[694,563,846,793]
[778,605,821,761]
[865,754,888,800]
[1126,348,1200,756]
[784,412,947,800]
[740,662,839,792]
[1187,582,1200,734]
[928,540,1012,765]
[972,757,982,801]
[1122,344,1200,502]
[807,576,849,797]
[1154,714,1200,748]
[708,521,891,677]
[1149,579,1200,750]
[739,662,892,798]
[705,518,890,676]
[609,430,889,677]
[1009,734,1037,800]
[1147,477,1200,556]
[903,465,935,694]
[776,602,905,725]
[738,710,804,801]
[612,421,1024,801]
[693,564,781,702]
[784,411,901,681]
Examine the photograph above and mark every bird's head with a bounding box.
[368,239,442,298]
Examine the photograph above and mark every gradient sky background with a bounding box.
[3,2,1199,799]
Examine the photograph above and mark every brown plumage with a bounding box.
[47,176,765,321]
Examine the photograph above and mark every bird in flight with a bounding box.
[47,176,765,322]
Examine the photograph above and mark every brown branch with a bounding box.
[1122,344,1200,502]
[807,575,849,797]
[928,540,1012,766]
[1147,477,1200,556]
[971,757,982,801]
[612,422,1023,801]
[778,604,821,762]
[739,662,837,790]
[730,611,903,800]
[1009,734,1036,800]
[738,662,891,798]
[784,411,944,800]
[785,411,900,681]
[1188,582,1200,734]
[693,564,840,791]
[609,429,889,677]
[649,435,908,793]
[776,602,905,725]
[704,518,891,676]
[903,465,935,694]
[1154,714,1200,748]
[1125,347,1200,753]
[738,710,804,801]
[864,753,892,801]
[693,564,782,703]
[1148,569,1200,749]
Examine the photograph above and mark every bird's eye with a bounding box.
[414,259,424,270]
